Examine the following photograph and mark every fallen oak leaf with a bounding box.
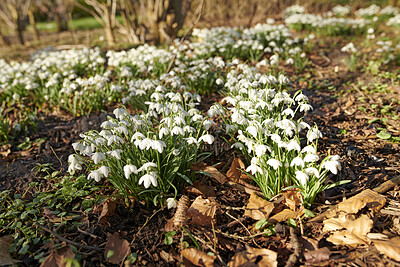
[304,247,332,263]
[226,158,245,183]
[268,209,303,224]
[104,233,130,265]
[181,248,216,267]
[98,198,116,223]
[374,236,400,261]
[244,192,275,220]
[323,214,372,247]
[192,163,227,184]
[227,246,277,267]
[0,235,19,266]
[186,181,216,197]
[187,196,218,226]
[337,189,386,214]
[40,245,74,267]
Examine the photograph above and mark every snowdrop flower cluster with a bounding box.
[285,13,370,36]
[375,40,400,64]
[387,14,400,26]
[341,42,358,53]
[69,86,215,206]
[355,4,381,18]
[189,24,304,63]
[332,5,351,17]
[211,64,343,207]
[283,5,305,18]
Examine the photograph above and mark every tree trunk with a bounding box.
[104,9,115,47]
[0,31,10,47]
[28,9,39,41]
[55,12,68,32]
[16,13,24,45]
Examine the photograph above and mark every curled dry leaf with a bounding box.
[244,192,275,220]
[227,247,277,267]
[192,162,227,184]
[181,248,216,267]
[283,189,302,211]
[40,245,74,267]
[0,235,18,266]
[104,233,130,265]
[268,209,302,224]
[374,236,400,261]
[226,158,245,183]
[189,181,216,197]
[188,196,218,226]
[337,189,386,214]
[304,247,332,264]
[323,214,372,247]
[98,198,116,223]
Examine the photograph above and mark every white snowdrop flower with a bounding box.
[107,135,124,146]
[68,154,83,173]
[270,133,281,143]
[171,126,184,136]
[173,149,180,156]
[183,126,195,134]
[72,142,84,152]
[255,144,270,157]
[109,149,123,160]
[300,103,313,112]
[305,167,319,177]
[113,108,128,120]
[199,134,214,145]
[282,108,294,118]
[174,116,185,126]
[286,58,294,65]
[297,122,310,132]
[304,153,319,163]
[246,157,263,175]
[138,138,153,150]
[296,171,309,186]
[341,42,357,53]
[290,157,305,168]
[138,162,158,172]
[184,137,198,145]
[161,117,172,127]
[203,120,215,131]
[139,172,158,188]
[307,128,322,142]
[301,145,316,154]
[226,124,237,133]
[231,142,244,150]
[270,54,279,65]
[158,127,170,139]
[88,170,103,182]
[12,93,20,101]
[267,158,282,170]
[95,137,106,146]
[131,132,145,142]
[216,78,224,85]
[295,94,308,102]
[92,152,106,164]
[124,164,138,179]
[287,140,301,151]
[278,74,289,84]
[246,125,258,138]
[99,166,110,178]
[166,198,178,209]
[101,120,116,129]
[116,126,129,136]
[322,156,341,175]
[152,140,166,153]
[191,114,203,122]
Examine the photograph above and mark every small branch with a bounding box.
[285,227,302,267]
[37,224,102,252]
[373,176,400,194]
[192,234,227,266]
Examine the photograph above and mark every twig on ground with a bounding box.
[131,208,162,244]
[214,229,265,240]
[285,227,302,267]
[225,211,252,236]
[373,176,400,194]
[192,234,227,266]
[37,224,102,251]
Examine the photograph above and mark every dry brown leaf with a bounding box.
[226,158,245,182]
[104,233,130,265]
[181,248,216,267]
[244,192,275,220]
[0,148,11,158]
[268,209,302,224]
[304,247,332,263]
[0,235,18,266]
[337,189,386,214]
[40,245,74,267]
[323,214,372,247]
[283,189,302,211]
[99,199,116,223]
[189,181,216,197]
[191,163,227,184]
[227,247,277,267]
[374,236,400,261]
[187,196,218,226]
[160,250,175,264]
